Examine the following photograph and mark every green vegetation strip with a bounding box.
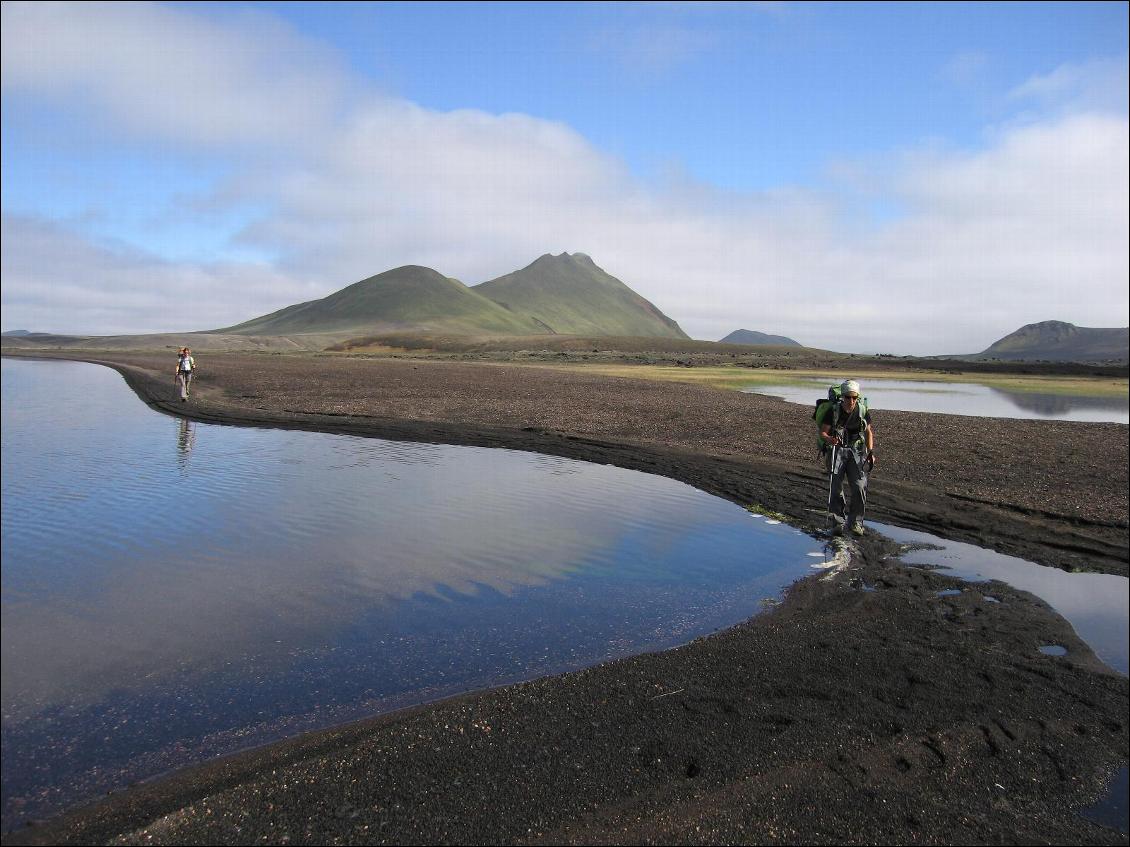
[745,504,791,522]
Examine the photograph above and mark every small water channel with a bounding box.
[873,523,1128,675]
[875,522,1129,835]
[1,358,823,829]
[742,377,1129,423]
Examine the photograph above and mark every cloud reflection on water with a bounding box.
[2,439,722,719]
[2,359,812,724]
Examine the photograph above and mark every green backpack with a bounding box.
[812,385,869,455]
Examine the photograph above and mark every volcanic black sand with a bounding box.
[2,350,1127,846]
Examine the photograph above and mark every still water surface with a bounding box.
[1,358,821,828]
[743,377,1129,423]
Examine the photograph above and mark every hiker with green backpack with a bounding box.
[814,379,876,537]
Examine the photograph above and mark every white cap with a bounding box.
[841,379,860,397]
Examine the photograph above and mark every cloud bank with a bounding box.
[2,2,1127,354]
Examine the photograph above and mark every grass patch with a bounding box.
[745,504,791,522]
[530,363,827,391]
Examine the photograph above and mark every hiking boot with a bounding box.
[850,521,865,537]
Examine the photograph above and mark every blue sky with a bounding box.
[2,1,1127,353]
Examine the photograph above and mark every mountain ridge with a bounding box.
[216,264,544,336]
[718,329,801,347]
[216,254,687,339]
[473,253,688,339]
[972,320,1128,364]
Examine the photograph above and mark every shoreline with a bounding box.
[1,351,1127,844]
[7,349,1125,576]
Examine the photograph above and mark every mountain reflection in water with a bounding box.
[988,386,1128,418]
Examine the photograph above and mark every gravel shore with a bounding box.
[2,351,1127,845]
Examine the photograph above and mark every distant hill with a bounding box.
[474,253,687,339]
[216,254,687,339]
[718,329,801,347]
[973,321,1129,364]
[1,330,34,336]
[216,265,543,337]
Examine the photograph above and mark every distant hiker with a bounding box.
[174,347,195,402]
[816,379,876,536]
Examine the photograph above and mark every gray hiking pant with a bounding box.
[827,447,868,528]
[177,371,193,400]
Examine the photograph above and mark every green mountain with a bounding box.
[976,321,1129,364]
[719,329,801,347]
[217,254,688,339]
[216,265,543,336]
[474,253,688,338]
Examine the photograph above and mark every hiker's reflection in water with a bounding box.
[176,418,196,467]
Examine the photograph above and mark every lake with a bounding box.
[742,377,1129,423]
[1,358,823,828]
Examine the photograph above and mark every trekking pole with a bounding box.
[827,441,839,519]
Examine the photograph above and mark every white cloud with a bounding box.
[227,100,1127,353]
[232,99,639,283]
[587,24,722,76]
[0,214,318,335]
[1009,56,1130,117]
[864,113,1130,339]
[2,5,1127,354]
[0,1,348,149]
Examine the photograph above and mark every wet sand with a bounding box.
[2,351,1127,845]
